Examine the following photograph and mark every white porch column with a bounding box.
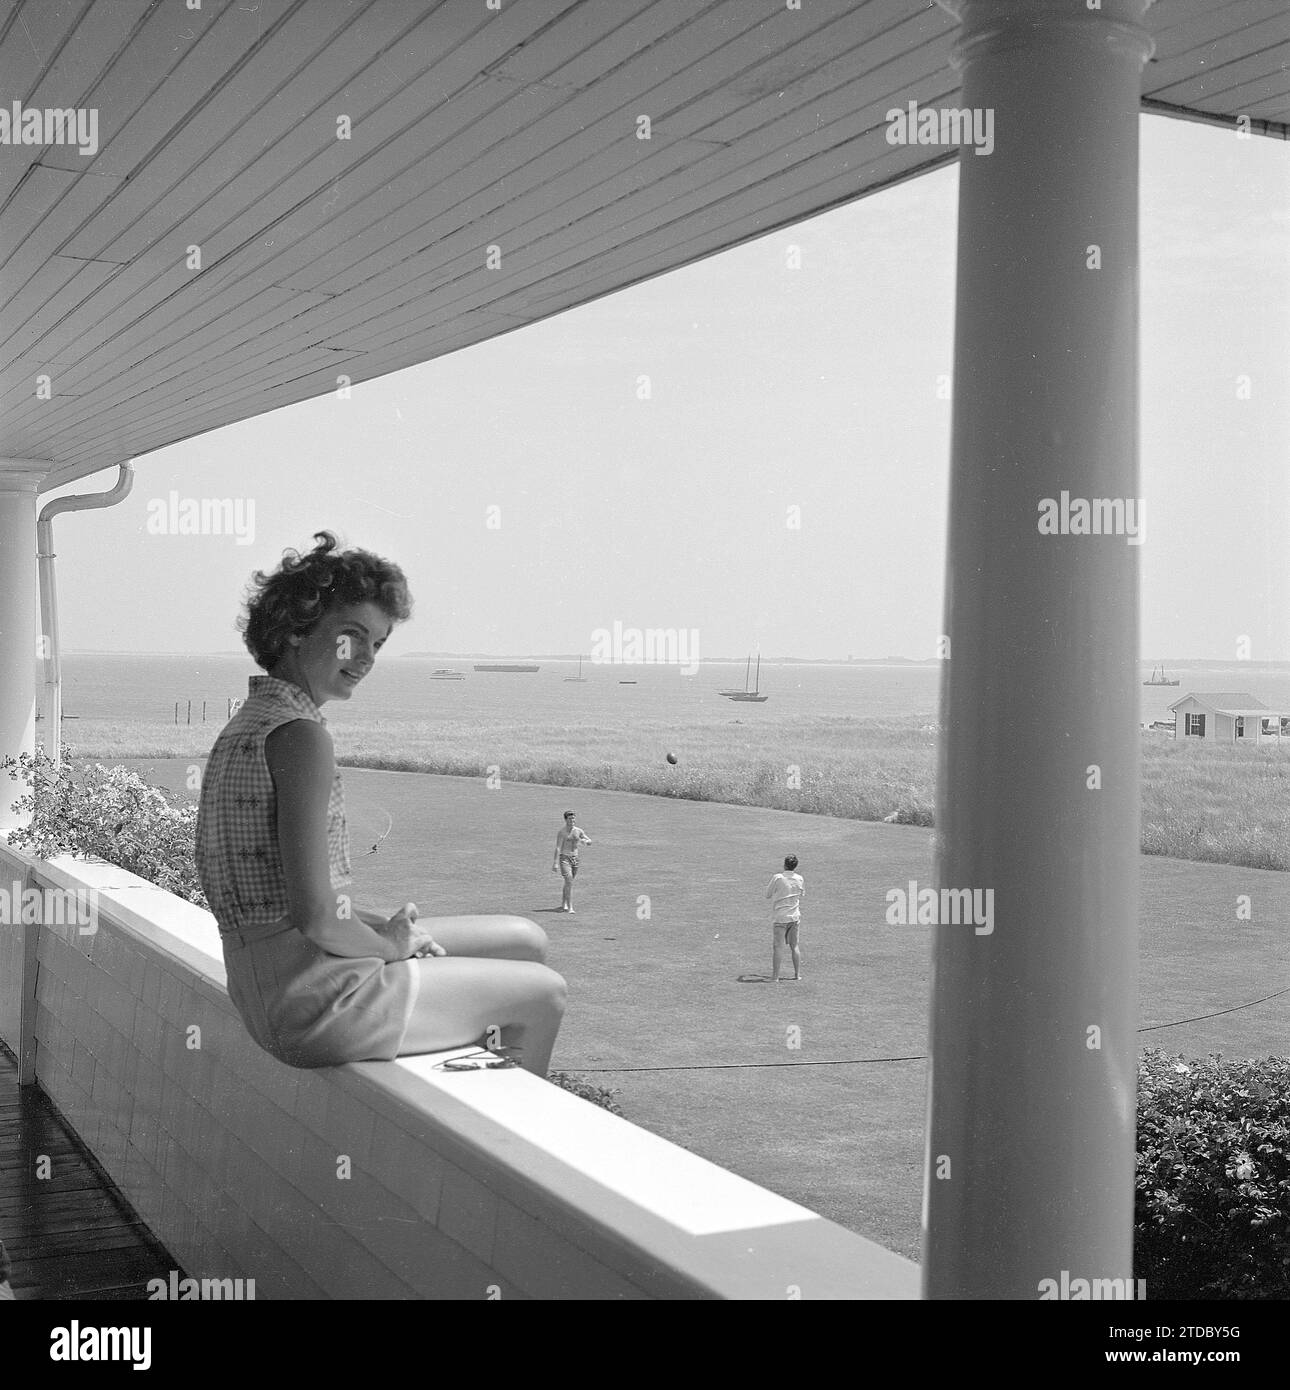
[0,462,50,832]
[925,1,1154,1297]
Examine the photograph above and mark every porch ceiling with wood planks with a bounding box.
[2,0,1286,491]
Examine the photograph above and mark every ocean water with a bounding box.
[40,653,1290,732]
[47,654,942,727]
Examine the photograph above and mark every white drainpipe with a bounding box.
[36,463,135,766]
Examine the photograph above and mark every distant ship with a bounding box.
[429,668,465,680]
[1143,666,1180,686]
[618,679,637,684]
[563,656,588,683]
[722,653,769,703]
[474,663,540,672]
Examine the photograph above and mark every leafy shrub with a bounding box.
[1135,1048,1290,1299]
[1,745,208,909]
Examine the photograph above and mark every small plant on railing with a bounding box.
[548,1071,625,1116]
[1135,1048,1290,1300]
[1,744,209,909]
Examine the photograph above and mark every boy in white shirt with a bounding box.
[765,854,805,982]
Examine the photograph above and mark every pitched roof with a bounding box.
[1167,692,1269,712]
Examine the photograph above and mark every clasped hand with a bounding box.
[381,902,445,960]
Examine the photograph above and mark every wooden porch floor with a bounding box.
[0,1044,178,1299]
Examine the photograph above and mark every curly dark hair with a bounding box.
[238,531,412,670]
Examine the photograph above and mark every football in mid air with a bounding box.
[666,752,678,765]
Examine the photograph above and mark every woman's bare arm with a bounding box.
[266,719,414,961]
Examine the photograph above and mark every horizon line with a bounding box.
[55,650,1290,666]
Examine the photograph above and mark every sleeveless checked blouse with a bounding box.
[193,674,418,1068]
[195,675,352,934]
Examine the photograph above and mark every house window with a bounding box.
[1185,713,1205,736]
[1235,717,1245,738]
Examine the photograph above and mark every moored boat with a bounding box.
[722,652,769,702]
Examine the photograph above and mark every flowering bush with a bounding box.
[1,745,208,909]
[1135,1048,1290,1299]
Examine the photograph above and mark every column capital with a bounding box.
[0,460,52,493]
[938,0,1155,71]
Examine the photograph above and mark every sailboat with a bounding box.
[719,655,753,696]
[723,653,768,702]
[1143,666,1180,687]
[563,655,588,683]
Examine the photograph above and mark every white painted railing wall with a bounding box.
[0,841,918,1299]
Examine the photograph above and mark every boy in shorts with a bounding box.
[553,811,592,913]
[765,854,804,982]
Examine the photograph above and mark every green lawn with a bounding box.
[121,758,1290,1263]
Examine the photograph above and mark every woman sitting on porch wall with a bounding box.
[194,532,566,1073]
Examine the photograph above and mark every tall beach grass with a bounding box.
[56,716,1290,871]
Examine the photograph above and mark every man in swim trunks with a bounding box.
[553,811,592,913]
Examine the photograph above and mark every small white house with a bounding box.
[1167,692,1288,744]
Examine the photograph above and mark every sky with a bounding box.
[39,114,1290,662]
